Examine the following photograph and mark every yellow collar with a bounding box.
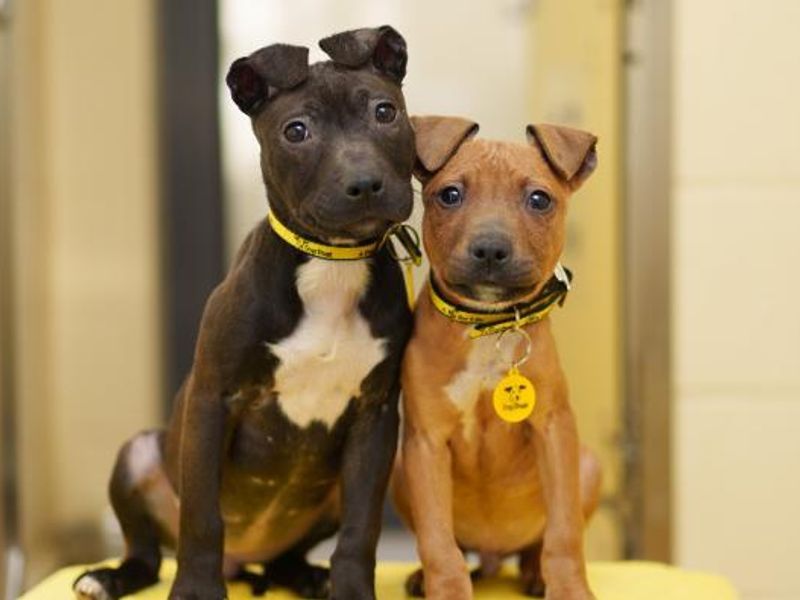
[428,265,572,338]
[267,211,421,264]
[268,211,422,306]
[268,211,380,260]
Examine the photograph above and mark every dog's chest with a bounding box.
[268,259,386,429]
[444,336,521,437]
[445,337,508,413]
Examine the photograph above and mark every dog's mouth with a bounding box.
[441,279,540,311]
[295,208,392,245]
[303,189,413,243]
[316,216,394,244]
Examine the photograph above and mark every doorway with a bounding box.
[217,0,637,561]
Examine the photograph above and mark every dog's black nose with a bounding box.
[346,176,384,199]
[468,234,513,270]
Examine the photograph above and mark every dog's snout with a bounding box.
[468,234,513,270]
[345,176,384,199]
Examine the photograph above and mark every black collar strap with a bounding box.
[428,265,572,338]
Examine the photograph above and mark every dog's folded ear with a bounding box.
[319,26,407,82]
[526,124,598,189]
[226,44,309,116]
[411,116,479,181]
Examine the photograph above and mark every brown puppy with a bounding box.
[392,116,602,600]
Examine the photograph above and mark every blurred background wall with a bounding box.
[671,1,800,599]
[1,1,799,599]
[2,0,162,586]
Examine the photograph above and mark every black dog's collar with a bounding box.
[267,211,421,264]
[268,211,422,306]
[429,265,572,338]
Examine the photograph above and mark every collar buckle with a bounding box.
[382,223,423,266]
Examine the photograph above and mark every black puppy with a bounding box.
[74,26,415,600]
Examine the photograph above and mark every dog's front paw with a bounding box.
[74,570,115,600]
[424,573,471,600]
[545,582,595,600]
[168,575,227,600]
[329,557,374,600]
[522,577,546,598]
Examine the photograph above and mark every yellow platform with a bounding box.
[21,559,737,599]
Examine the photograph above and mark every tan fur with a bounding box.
[392,121,601,600]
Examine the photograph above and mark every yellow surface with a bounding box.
[22,560,737,599]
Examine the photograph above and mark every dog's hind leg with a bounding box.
[74,430,178,600]
[232,517,338,599]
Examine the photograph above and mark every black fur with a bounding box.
[74,26,414,600]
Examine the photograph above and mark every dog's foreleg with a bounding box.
[401,408,470,599]
[329,377,400,600]
[168,376,229,600]
[532,385,595,600]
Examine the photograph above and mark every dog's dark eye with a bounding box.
[375,102,397,124]
[527,190,552,211]
[283,121,308,143]
[438,186,462,208]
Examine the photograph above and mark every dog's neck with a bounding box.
[426,267,571,339]
[267,211,382,262]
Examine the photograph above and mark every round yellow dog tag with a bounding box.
[492,366,536,423]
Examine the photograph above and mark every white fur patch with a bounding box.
[125,430,160,487]
[74,574,112,600]
[269,259,386,428]
[444,335,519,438]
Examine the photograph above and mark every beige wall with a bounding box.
[672,1,800,599]
[9,0,161,584]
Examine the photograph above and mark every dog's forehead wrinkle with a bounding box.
[444,141,565,202]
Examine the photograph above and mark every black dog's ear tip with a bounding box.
[226,57,266,115]
[226,44,310,116]
[226,56,250,80]
[275,43,310,62]
[377,24,405,41]
[319,25,407,81]
[317,32,341,54]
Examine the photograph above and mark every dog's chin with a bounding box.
[445,281,539,311]
[330,218,392,243]
[300,212,392,244]
[305,201,411,243]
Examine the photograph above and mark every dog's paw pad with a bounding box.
[73,573,113,600]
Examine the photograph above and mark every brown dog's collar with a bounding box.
[428,266,572,338]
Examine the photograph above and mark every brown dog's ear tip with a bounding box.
[526,123,598,142]
[527,123,598,183]
[412,115,480,174]
[411,115,479,134]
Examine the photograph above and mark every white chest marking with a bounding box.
[269,259,386,428]
[444,336,519,437]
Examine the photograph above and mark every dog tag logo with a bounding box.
[493,367,536,423]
